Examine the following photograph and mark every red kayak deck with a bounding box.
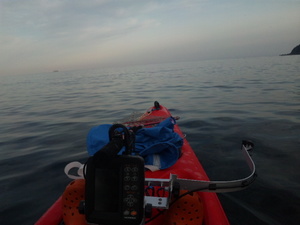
[142,104,229,225]
[35,103,229,225]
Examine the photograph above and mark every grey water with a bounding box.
[1,55,299,225]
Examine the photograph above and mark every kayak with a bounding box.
[35,102,256,225]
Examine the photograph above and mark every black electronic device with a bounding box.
[84,124,145,225]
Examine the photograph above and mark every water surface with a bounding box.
[1,56,299,225]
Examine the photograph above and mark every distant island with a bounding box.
[281,44,300,56]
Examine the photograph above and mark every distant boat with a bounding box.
[53,70,59,72]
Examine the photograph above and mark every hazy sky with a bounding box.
[1,0,300,76]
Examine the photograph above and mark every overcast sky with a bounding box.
[1,0,300,76]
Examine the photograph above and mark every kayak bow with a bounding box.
[35,102,256,225]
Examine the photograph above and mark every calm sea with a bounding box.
[1,56,299,225]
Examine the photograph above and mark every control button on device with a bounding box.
[127,202,134,207]
[132,176,138,181]
[124,167,131,172]
[132,167,139,172]
[123,210,130,216]
[131,211,138,216]
[131,185,138,191]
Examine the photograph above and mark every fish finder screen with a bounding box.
[95,168,119,212]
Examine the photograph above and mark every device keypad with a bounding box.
[122,165,141,218]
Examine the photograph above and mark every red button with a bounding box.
[131,211,138,216]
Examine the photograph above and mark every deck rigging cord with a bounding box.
[145,140,256,223]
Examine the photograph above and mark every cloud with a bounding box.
[1,0,300,75]
[1,1,164,70]
[1,0,205,41]
[1,0,165,48]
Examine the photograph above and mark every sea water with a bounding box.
[1,55,299,225]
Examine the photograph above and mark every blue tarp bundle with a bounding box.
[86,117,183,170]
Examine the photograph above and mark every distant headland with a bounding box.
[280,44,300,56]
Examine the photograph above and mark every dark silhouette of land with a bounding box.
[281,44,300,56]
